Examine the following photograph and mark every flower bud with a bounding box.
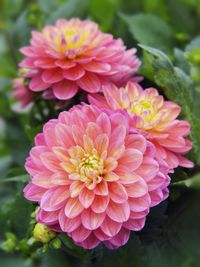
[33,223,56,243]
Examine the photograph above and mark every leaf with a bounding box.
[89,0,120,31]
[47,0,89,24]
[0,174,29,184]
[139,44,200,164]
[173,173,200,188]
[120,13,174,52]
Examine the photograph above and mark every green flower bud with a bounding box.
[1,232,17,252]
[33,223,56,243]
[51,237,62,249]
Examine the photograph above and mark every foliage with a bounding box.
[0,0,200,266]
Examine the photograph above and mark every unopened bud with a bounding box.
[33,223,56,243]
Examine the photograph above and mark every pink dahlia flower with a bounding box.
[19,18,140,100]
[89,82,193,171]
[24,104,169,250]
[12,77,33,108]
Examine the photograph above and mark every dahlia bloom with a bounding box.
[24,104,169,250]
[19,18,140,100]
[89,82,193,171]
[12,77,33,108]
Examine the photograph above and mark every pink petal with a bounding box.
[105,228,130,248]
[83,61,111,73]
[23,183,46,201]
[94,228,110,241]
[108,182,128,203]
[53,80,78,100]
[40,186,69,211]
[126,134,147,153]
[94,180,109,196]
[106,201,130,223]
[77,72,101,93]
[101,216,122,237]
[63,65,85,80]
[55,59,76,69]
[128,194,151,212]
[125,178,148,198]
[70,181,84,198]
[81,209,105,230]
[29,74,50,91]
[118,149,143,170]
[37,209,59,225]
[42,68,63,83]
[78,233,100,249]
[65,198,84,218]
[71,225,91,242]
[136,157,159,181]
[123,217,146,231]
[79,188,95,208]
[96,113,111,136]
[59,209,81,232]
[91,195,109,213]
[94,134,109,155]
[40,152,61,172]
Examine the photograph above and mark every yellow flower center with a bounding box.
[44,21,102,58]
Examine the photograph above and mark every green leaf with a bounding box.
[139,44,200,164]
[173,172,200,188]
[0,174,29,184]
[120,13,174,52]
[47,0,89,24]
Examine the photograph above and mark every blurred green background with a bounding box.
[0,0,200,266]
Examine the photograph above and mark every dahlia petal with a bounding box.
[65,198,84,218]
[34,58,56,68]
[129,194,151,212]
[40,186,69,211]
[150,189,164,207]
[55,59,76,69]
[96,112,111,136]
[71,225,91,242]
[178,156,194,168]
[130,209,149,219]
[79,188,95,208]
[63,65,85,80]
[59,209,81,232]
[119,149,143,171]
[70,181,84,198]
[95,134,109,155]
[109,182,128,203]
[42,68,63,83]
[101,216,122,237]
[77,72,101,93]
[81,209,105,230]
[29,74,50,91]
[83,62,111,73]
[105,228,130,248]
[123,217,146,231]
[23,183,46,201]
[104,171,119,182]
[94,228,110,241]
[106,201,130,223]
[115,165,140,184]
[125,178,148,198]
[78,233,100,249]
[136,157,159,181]
[53,80,78,100]
[40,152,61,172]
[91,195,109,213]
[37,209,59,225]
[126,134,147,153]
[86,122,102,141]
[94,180,108,195]
[55,123,75,148]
